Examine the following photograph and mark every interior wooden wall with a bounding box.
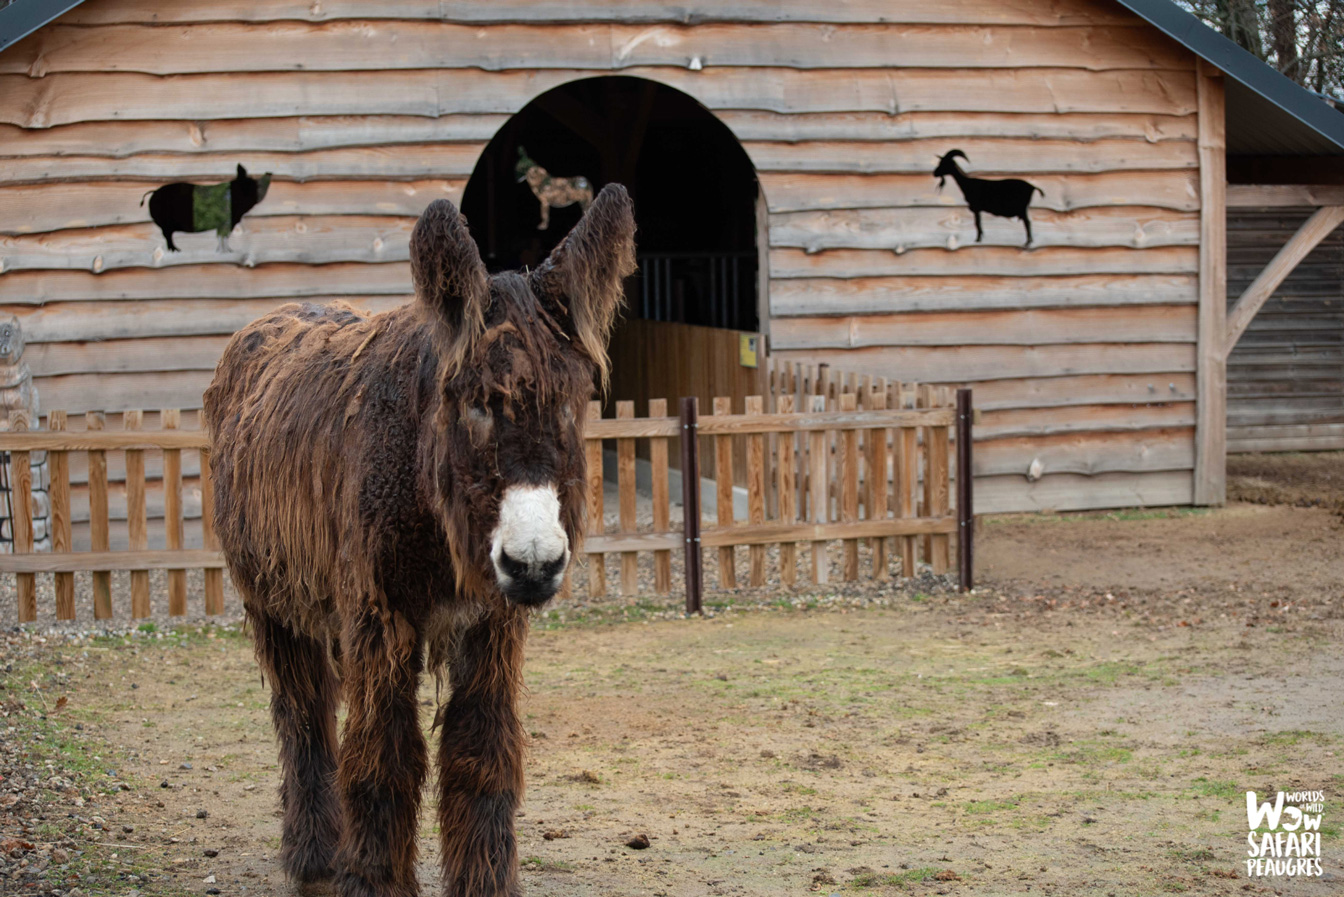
[0,0,1204,513]
[1226,206,1344,452]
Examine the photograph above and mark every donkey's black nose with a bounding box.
[496,549,567,607]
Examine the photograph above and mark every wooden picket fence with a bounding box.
[0,374,972,623]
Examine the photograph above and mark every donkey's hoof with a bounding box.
[334,870,420,897]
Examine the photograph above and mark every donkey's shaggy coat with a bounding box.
[204,185,635,897]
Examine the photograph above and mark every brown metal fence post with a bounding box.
[955,388,975,591]
[679,397,703,615]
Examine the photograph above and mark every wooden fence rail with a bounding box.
[1,383,973,623]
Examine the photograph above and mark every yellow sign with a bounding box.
[739,334,758,368]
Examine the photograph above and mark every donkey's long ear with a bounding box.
[411,199,489,374]
[532,183,636,390]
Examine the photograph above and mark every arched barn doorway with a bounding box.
[462,76,764,415]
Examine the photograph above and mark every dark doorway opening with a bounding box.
[461,76,760,332]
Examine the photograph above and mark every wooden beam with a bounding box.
[1224,205,1344,353]
[1227,184,1344,208]
[1193,59,1226,507]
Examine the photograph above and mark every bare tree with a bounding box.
[1178,0,1344,100]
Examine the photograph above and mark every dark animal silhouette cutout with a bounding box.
[203,185,635,897]
[140,164,271,252]
[934,150,1043,247]
[515,146,594,231]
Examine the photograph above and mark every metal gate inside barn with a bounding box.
[461,76,765,423]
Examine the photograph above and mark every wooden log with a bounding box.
[772,342,1195,384]
[713,396,736,589]
[897,386,919,578]
[59,0,1144,27]
[1,22,1191,76]
[769,305,1197,350]
[648,398,671,594]
[0,262,411,304]
[746,136,1198,174]
[770,206,1199,253]
[124,409,151,618]
[10,296,408,344]
[761,170,1202,213]
[86,411,111,618]
[770,246,1199,278]
[0,216,416,273]
[0,179,464,235]
[976,470,1193,513]
[807,394,828,583]
[200,446,225,615]
[32,371,237,418]
[769,273,1197,316]
[838,393,859,581]
[966,372,1197,411]
[616,400,638,596]
[974,427,1195,477]
[163,409,186,615]
[776,394,797,587]
[584,400,605,598]
[722,110,1197,143]
[48,411,75,620]
[0,67,1198,129]
[975,401,1194,440]
[745,396,766,587]
[9,412,35,623]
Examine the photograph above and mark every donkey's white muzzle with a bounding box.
[490,484,570,606]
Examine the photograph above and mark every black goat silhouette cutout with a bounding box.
[934,150,1043,247]
[140,164,272,252]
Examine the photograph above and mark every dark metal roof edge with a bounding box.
[0,0,86,54]
[1114,0,1344,154]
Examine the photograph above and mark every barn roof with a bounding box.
[1,0,1341,156]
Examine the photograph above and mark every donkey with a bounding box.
[203,185,635,897]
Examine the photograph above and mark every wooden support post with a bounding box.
[808,394,828,583]
[163,408,186,616]
[585,400,606,598]
[956,388,975,592]
[649,398,672,594]
[679,397,702,615]
[10,412,35,623]
[125,410,151,619]
[1194,58,1227,506]
[713,396,736,589]
[745,396,767,587]
[616,401,638,596]
[200,446,225,615]
[777,394,797,587]
[839,392,859,581]
[48,411,74,621]
[87,411,112,619]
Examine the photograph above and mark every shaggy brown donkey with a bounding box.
[204,185,635,897]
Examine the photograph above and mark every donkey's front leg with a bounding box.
[335,607,427,897]
[437,607,529,897]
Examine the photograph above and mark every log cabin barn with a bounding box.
[0,0,1341,546]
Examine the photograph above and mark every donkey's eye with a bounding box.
[466,405,492,424]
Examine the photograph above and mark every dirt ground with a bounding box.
[3,454,1342,897]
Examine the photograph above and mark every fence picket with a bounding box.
[839,393,860,581]
[87,411,112,619]
[10,412,35,622]
[48,411,75,621]
[808,394,828,584]
[713,396,736,589]
[928,388,952,574]
[745,396,766,588]
[125,410,151,618]
[200,447,225,614]
[897,386,919,577]
[776,394,797,587]
[869,385,890,579]
[585,400,606,598]
[617,400,638,596]
[648,398,672,594]
[163,408,186,616]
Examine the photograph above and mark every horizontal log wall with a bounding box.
[0,0,1203,513]
[1226,206,1344,452]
